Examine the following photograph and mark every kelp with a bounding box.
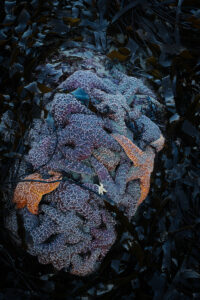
[0,0,200,299]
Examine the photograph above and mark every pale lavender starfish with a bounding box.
[129,112,163,150]
[51,93,92,126]
[47,158,94,176]
[58,70,116,94]
[57,183,102,227]
[26,135,57,169]
[34,239,91,271]
[90,88,130,135]
[89,156,138,219]
[29,205,89,245]
[91,210,116,257]
[114,70,155,104]
[57,114,120,161]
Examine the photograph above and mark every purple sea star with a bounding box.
[90,88,130,135]
[57,114,120,161]
[129,113,164,150]
[90,156,138,219]
[59,70,116,94]
[51,93,91,127]
[112,133,163,206]
[114,70,155,103]
[56,183,102,226]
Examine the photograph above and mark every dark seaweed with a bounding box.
[0,0,200,299]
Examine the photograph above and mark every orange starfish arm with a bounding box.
[13,189,29,209]
[112,134,143,166]
[13,174,34,209]
[27,192,42,214]
[112,134,154,207]
[137,175,150,206]
[13,171,62,214]
[32,171,61,195]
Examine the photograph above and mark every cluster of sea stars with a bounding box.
[7,51,165,276]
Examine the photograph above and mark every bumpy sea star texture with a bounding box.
[6,48,165,276]
[13,171,62,214]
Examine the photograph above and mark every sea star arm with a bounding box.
[112,134,156,206]
[48,159,94,175]
[27,192,43,215]
[26,136,57,169]
[127,166,143,183]
[120,194,138,219]
[112,133,143,166]
[114,162,130,195]
[29,217,56,244]
[90,157,117,201]
[70,249,101,276]
[13,188,29,209]
[13,172,61,215]
[138,175,151,206]
[114,71,155,99]
[51,93,91,126]
[58,70,112,93]
[150,134,165,152]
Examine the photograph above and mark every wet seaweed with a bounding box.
[0,0,200,299]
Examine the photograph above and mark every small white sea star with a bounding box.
[97,183,107,195]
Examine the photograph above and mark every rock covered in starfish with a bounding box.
[5,47,165,276]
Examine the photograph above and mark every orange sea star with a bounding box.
[112,134,162,206]
[13,171,62,214]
